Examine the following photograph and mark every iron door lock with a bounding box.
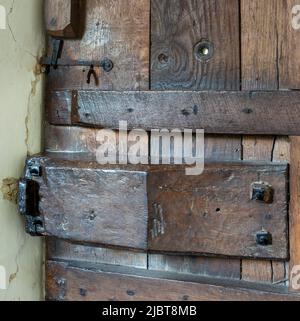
[18,158,45,236]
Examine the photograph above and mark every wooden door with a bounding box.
[19,0,300,300]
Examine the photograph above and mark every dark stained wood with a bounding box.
[151,0,240,90]
[45,0,150,90]
[242,136,275,283]
[46,90,300,135]
[38,159,148,250]
[146,163,288,259]
[46,261,300,301]
[45,125,242,279]
[29,157,289,259]
[40,0,298,299]
[44,0,152,273]
[44,0,83,38]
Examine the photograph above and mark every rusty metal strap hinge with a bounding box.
[18,158,45,236]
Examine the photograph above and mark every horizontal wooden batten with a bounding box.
[22,157,289,259]
[46,261,300,301]
[46,90,300,135]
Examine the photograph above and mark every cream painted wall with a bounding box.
[0,0,44,300]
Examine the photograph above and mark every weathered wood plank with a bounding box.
[241,0,279,90]
[45,125,243,164]
[44,0,83,38]
[46,90,300,135]
[277,0,300,292]
[242,136,274,283]
[278,0,300,89]
[290,137,300,291]
[241,0,289,285]
[146,162,288,259]
[45,0,150,90]
[46,261,300,301]
[39,162,148,250]
[27,157,289,259]
[47,238,147,269]
[148,255,241,280]
[151,0,240,90]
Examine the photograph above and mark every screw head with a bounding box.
[194,40,214,62]
[256,230,272,246]
[251,182,274,204]
[100,58,114,72]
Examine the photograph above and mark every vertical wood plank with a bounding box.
[241,1,291,285]
[272,136,290,286]
[151,0,240,90]
[277,0,300,291]
[278,0,300,89]
[241,137,274,283]
[241,0,281,283]
[290,137,300,291]
[241,0,278,90]
[149,0,241,278]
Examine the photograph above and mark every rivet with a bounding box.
[251,182,274,204]
[256,230,272,246]
[100,58,114,72]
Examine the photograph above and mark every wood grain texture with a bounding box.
[39,161,148,249]
[44,0,83,38]
[151,0,240,90]
[46,261,300,301]
[290,137,300,291]
[47,238,147,269]
[45,0,150,90]
[278,0,300,292]
[241,0,289,285]
[44,0,151,272]
[45,125,242,278]
[278,0,300,89]
[242,135,275,283]
[241,0,279,90]
[45,125,242,164]
[29,157,289,259]
[150,0,242,282]
[45,90,300,135]
[147,162,288,259]
[148,255,241,279]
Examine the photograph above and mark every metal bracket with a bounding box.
[18,158,45,236]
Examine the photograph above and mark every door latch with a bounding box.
[41,38,114,82]
[18,158,45,236]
